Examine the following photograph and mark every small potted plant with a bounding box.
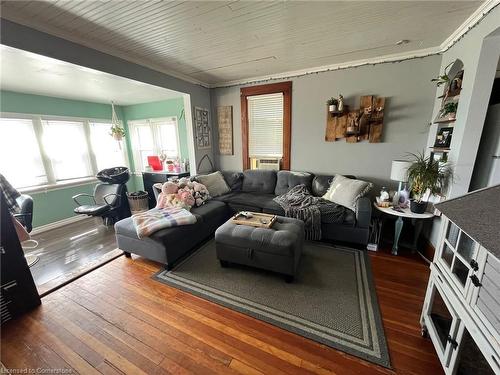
[110,125,126,141]
[431,61,454,87]
[439,102,458,120]
[327,97,338,113]
[407,152,453,213]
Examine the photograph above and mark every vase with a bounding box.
[410,200,427,214]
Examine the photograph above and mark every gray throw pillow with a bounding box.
[322,175,373,212]
[196,171,231,198]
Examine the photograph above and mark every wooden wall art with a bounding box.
[217,106,233,155]
[325,95,385,143]
[195,107,211,149]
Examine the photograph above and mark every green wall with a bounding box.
[121,97,187,190]
[0,90,187,228]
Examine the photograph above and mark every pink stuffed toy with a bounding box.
[162,181,179,194]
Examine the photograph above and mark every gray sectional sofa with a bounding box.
[115,170,372,269]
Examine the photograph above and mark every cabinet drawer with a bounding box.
[144,173,169,184]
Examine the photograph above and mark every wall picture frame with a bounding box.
[434,127,453,148]
[194,107,211,149]
[217,106,233,155]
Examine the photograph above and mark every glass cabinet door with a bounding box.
[423,278,461,368]
[439,220,480,295]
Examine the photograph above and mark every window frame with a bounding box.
[240,81,292,170]
[128,116,181,173]
[0,112,129,192]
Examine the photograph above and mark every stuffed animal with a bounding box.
[162,181,179,194]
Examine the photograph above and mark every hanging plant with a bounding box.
[109,101,125,141]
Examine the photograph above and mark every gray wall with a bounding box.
[0,19,214,174]
[212,56,442,192]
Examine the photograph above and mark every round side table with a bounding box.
[373,203,434,255]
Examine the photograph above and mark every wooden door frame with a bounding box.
[240,81,292,170]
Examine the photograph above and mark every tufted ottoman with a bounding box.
[214,216,305,282]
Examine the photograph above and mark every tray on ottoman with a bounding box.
[215,216,305,282]
[231,211,276,228]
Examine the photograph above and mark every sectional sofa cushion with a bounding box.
[242,170,277,194]
[221,171,244,191]
[312,174,357,196]
[195,171,230,197]
[274,171,314,195]
[322,175,373,212]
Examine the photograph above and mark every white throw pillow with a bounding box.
[322,175,373,212]
[196,171,231,198]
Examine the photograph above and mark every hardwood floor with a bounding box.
[1,247,443,374]
[28,218,119,294]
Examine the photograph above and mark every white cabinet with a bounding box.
[421,217,500,374]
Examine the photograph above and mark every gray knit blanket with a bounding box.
[273,184,346,240]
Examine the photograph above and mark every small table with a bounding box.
[373,203,434,255]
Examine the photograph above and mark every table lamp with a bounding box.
[390,160,413,205]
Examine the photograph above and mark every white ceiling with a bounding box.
[0,45,183,105]
[0,1,487,87]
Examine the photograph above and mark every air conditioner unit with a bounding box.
[255,158,281,170]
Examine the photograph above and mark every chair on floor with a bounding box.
[73,183,129,226]
[14,194,39,267]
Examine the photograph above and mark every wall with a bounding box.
[0,19,214,176]
[212,56,442,191]
[425,6,500,246]
[121,97,187,190]
[0,90,123,228]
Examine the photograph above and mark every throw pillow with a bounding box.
[322,175,373,212]
[195,171,230,197]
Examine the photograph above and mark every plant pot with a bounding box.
[328,104,337,113]
[112,133,123,141]
[410,200,427,214]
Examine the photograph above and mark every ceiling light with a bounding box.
[396,40,410,46]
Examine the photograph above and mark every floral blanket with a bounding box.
[132,207,196,238]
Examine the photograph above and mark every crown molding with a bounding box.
[2,0,498,90]
[209,0,499,88]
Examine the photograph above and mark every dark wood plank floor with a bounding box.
[28,218,118,293]
[2,244,442,374]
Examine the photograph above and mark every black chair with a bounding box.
[14,194,34,233]
[73,183,129,225]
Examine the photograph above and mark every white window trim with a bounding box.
[128,116,180,173]
[1,112,130,191]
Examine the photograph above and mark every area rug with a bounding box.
[154,240,391,368]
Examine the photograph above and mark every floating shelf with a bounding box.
[434,117,456,124]
[430,147,450,152]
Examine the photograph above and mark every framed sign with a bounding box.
[217,106,233,155]
[194,107,211,149]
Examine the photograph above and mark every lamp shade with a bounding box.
[390,160,412,182]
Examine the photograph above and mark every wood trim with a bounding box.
[240,81,292,170]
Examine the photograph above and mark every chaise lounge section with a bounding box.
[115,170,372,268]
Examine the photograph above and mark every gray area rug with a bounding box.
[154,240,391,368]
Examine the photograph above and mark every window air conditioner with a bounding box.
[255,158,280,170]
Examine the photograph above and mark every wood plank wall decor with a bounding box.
[325,95,385,143]
[217,106,233,155]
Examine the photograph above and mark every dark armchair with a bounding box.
[73,183,130,225]
[14,194,34,233]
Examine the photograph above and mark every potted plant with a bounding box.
[110,125,126,141]
[431,61,454,87]
[327,97,338,113]
[407,152,453,213]
[439,102,458,120]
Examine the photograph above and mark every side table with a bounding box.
[373,203,434,255]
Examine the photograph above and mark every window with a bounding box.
[241,81,292,170]
[129,117,179,172]
[0,114,130,190]
[89,122,127,171]
[0,117,47,188]
[247,93,284,157]
[42,120,92,181]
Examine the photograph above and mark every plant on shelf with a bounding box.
[110,125,126,141]
[327,97,339,113]
[406,152,453,213]
[431,61,454,87]
[439,102,458,118]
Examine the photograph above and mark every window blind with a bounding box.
[247,93,283,157]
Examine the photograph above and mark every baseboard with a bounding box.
[419,237,436,263]
[31,215,93,235]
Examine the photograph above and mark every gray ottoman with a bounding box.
[214,216,305,282]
